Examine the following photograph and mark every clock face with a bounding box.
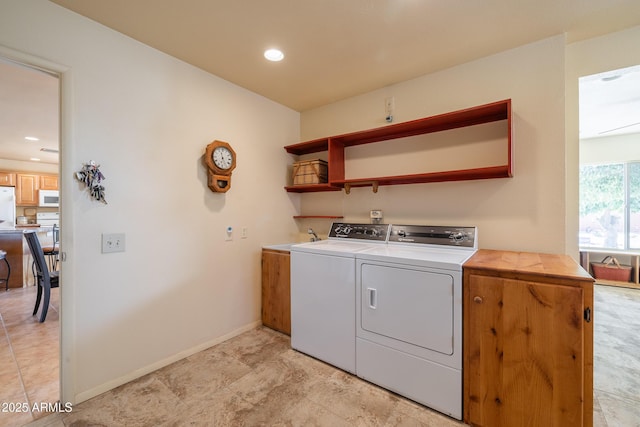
[212,146,233,170]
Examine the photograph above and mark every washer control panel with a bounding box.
[389,225,477,248]
[329,223,390,241]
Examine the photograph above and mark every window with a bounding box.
[579,162,640,249]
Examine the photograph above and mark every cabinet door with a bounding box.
[0,172,16,187]
[261,249,291,335]
[466,274,585,427]
[39,175,59,190]
[16,174,39,206]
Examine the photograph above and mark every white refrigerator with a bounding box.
[0,187,16,228]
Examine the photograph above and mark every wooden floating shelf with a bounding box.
[284,99,513,193]
[293,215,344,219]
[335,166,510,190]
[284,184,341,193]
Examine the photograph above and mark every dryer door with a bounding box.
[359,262,454,355]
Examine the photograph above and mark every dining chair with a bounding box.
[24,231,59,322]
[42,224,60,271]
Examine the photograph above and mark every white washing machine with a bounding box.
[290,223,389,373]
[355,224,477,420]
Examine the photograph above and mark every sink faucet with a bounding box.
[308,228,320,242]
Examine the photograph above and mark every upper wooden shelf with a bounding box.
[284,99,512,193]
[285,138,329,155]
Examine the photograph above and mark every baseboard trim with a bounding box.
[74,320,261,403]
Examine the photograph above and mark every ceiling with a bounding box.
[579,64,640,138]
[1,1,639,165]
[50,0,640,112]
[0,58,59,165]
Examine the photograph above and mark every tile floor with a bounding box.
[0,286,59,427]
[0,284,638,426]
[592,284,640,426]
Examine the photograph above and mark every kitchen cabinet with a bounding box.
[284,99,512,193]
[16,174,39,206]
[261,247,291,335]
[39,175,59,190]
[0,172,16,187]
[463,250,594,427]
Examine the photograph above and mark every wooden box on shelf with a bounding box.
[292,159,328,185]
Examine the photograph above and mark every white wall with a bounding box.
[300,36,567,253]
[580,133,640,164]
[566,25,640,257]
[0,0,300,403]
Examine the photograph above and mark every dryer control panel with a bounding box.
[389,225,477,248]
[329,223,390,241]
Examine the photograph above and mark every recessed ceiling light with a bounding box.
[264,49,284,62]
[25,136,39,141]
[30,157,41,162]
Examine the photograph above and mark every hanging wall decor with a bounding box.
[75,160,107,204]
[204,140,236,193]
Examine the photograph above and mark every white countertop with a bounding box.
[0,225,52,234]
[262,243,294,251]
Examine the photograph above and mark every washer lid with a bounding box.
[291,239,383,257]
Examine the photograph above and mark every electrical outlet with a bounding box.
[241,227,248,239]
[102,233,126,253]
[370,210,383,219]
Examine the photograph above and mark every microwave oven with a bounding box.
[39,190,59,207]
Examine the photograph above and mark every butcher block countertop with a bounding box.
[463,249,594,286]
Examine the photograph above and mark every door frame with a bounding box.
[0,44,75,405]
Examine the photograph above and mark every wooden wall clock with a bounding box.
[204,140,236,192]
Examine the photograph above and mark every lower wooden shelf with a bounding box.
[285,165,511,193]
[334,165,510,192]
[293,215,343,219]
[284,184,341,193]
[593,279,640,290]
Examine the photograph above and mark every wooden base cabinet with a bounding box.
[261,248,291,335]
[463,250,594,427]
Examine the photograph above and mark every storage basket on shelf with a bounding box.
[590,256,632,282]
[292,159,328,185]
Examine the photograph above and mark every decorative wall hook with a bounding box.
[75,160,107,204]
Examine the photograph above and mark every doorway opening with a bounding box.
[579,64,640,252]
[578,63,640,424]
[0,55,61,418]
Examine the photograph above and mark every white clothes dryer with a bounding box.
[355,224,477,420]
